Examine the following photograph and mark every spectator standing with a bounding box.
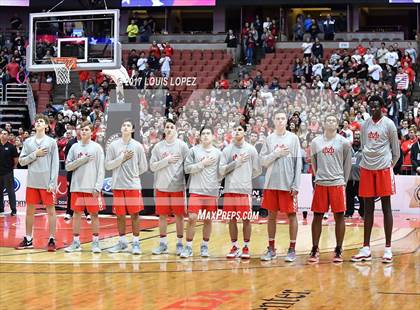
[0,129,18,216]
[309,19,319,40]
[410,130,420,175]
[149,41,161,59]
[78,71,89,92]
[311,37,323,60]
[302,37,313,59]
[159,54,171,78]
[368,59,383,83]
[401,128,417,175]
[127,19,139,43]
[345,131,364,218]
[6,57,19,83]
[395,67,409,91]
[376,42,388,69]
[293,15,305,41]
[385,46,399,72]
[304,15,312,33]
[163,42,173,57]
[225,29,238,64]
[127,49,139,69]
[137,51,148,75]
[323,14,336,40]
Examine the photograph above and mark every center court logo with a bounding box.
[197,209,259,221]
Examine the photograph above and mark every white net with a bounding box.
[51,58,77,85]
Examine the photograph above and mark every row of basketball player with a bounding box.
[13,95,399,263]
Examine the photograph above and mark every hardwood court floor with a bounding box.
[0,214,419,310]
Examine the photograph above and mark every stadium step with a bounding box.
[0,103,30,133]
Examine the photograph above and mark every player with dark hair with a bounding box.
[150,119,189,255]
[352,95,400,263]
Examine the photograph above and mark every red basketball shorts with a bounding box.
[311,184,346,213]
[71,192,105,213]
[359,167,395,198]
[113,189,144,216]
[155,190,185,216]
[262,189,298,214]
[26,187,55,207]
[188,193,218,214]
[223,193,252,219]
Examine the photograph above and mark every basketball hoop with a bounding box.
[51,57,77,85]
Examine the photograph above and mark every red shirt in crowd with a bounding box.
[403,67,415,83]
[78,70,90,82]
[6,62,19,79]
[356,45,366,56]
[163,44,173,57]
[219,79,229,89]
[265,35,275,49]
[349,121,361,132]
[401,137,417,167]
[149,45,161,58]
[401,56,412,68]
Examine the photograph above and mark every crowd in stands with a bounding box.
[293,13,346,41]
[1,16,419,176]
[126,15,157,43]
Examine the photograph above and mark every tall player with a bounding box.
[181,126,222,258]
[105,119,147,255]
[150,119,189,255]
[64,121,105,253]
[260,111,302,262]
[309,115,352,263]
[220,124,261,259]
[16,114,59,251]
[352,95,400,263]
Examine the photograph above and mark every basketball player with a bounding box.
[260,111,302,262]
[309,115,352,263]
[220,124,261,259]
[105,119,147,255]
[150,119,189,255]
[180,126,222,258]
[64,121,105,253]
[352,95,400,263]
[16,114,59,251]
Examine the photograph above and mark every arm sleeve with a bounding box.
[219,148,238,177]
[104,144,124,171]
[389,122,401,165]
[184,149,205,175]
[260,140,278,168]
[18,141,37,167]
[251,147,262,178]
[291,138,302,191]
[49,141,60,189]
[65,146,89,171]
[138,144,148,175]
[149,145,170,172]
[95,146,105,193]
[310,141,317,174]
[343,141,352,183]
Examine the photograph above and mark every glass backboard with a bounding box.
[28,9,121,72]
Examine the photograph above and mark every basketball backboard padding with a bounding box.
[27,9,121,72]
